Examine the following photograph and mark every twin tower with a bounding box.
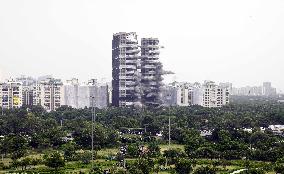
[112,32,164,107]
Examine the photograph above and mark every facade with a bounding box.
[0,80,23,109]
[33,78,63,111]
[140,38,163,107]
[112,32,141,107]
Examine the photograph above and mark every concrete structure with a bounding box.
[0,80,23,109]
[62,78,109,109]
[112,32,141,107]
[33,78,63,111]
[140,38,163,107]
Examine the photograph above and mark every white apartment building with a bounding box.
[162,81,230,108]
[202,81,229,107]
[33,78,63,111]
[174,82,193,106]
[0,80,23,109]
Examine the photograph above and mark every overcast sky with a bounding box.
[0,0,283,91]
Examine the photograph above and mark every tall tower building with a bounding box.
[112,32,141,107]
[140,38,163,107]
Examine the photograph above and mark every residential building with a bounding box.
[33,78,63,111]
[16,76,36,106]
[0,80,23,109]
[202,81,229,107]
[112,32,141,107]
[161,81,230,108]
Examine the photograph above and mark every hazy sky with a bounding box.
[0,0,284,91]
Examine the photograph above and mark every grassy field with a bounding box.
[0,145,277,173]
[159,144,185,153]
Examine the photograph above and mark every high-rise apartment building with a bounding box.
[112,32,141,107]
[140,38,163,107]
[0,80,23,109]
[33,78,63,111]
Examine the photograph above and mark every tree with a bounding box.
[127,144,140,158]
[274,164,284,174]
[128,158,154,174]
[193,166,216,174]
[62,142,76,161]
[147,142,161,157]
[44,151,65,170]
[175,158,193,174]
[6,135,28,160]
[163,148,186,165]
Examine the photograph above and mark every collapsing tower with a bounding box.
[140,38,163,107]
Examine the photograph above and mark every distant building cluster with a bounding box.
[161,81,230,108]
[232,82,277,96]
[0,75,109,111]
[0,33,280,111]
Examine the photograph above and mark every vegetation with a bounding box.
[0,102,284,173]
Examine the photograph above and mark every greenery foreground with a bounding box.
[1,98,284,173]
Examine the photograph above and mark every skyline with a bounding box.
[0,0,284,91]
